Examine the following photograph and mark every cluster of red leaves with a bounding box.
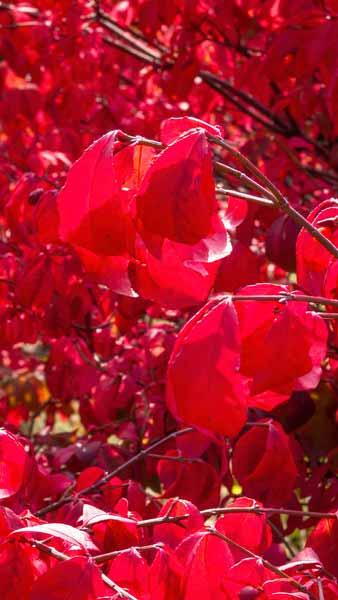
[0,1,337,599]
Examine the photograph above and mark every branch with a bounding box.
[201,506,338,520]
[231,293,338,308]
[201,72,289,131]
[102,128,338,261]
[36,427,193,517]
[201,72,290,135]
[208,528,317,600]
[95,12,338,184]
[103,36,158,65]
[97,8,162,63]
[216,186,274,207]
[136,505,337,529]
[147,452,201,463]
[0,2,39,15]
[94,543,164,564]
[21,538,138,600]
[202,76,286,133]
[267,518,296,557]
[209,135,338,259]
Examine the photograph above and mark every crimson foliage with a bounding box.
[0,1,337,599]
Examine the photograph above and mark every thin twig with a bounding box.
[94,12,338,186]
[215,161,276,200]
[231,293,338,308]
[22,538,138,600]
[98,11,161,63]
[267,518,296,558]
[103,36,158,65]
[136,505,337,529]
[36,427,193,517]
[208,528,317,600]
[0,2,39,15]
[216,186,274,206]
[200,71,292,134]
[147,453,201,463]
[209,135,338,259]
[201,506,337,520]
[203,76,285,133]
[94,543,164,563]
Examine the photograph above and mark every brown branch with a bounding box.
[215,161,276,199]
[136,505,337,529]
[72,315,114,332]
[274,137,338,186]
[94,12,338,188]
[202,72,292,133]
[0,21,46,29]
[202,76,285,134]
[98,8,162,62]
[267,518,296,558]
[147,452,201,463]
[0,2,39,15]
[103,36,158,65]
[94,543,164,564]
[216,186,274,207]
[36,427,193,517]
[117,131,164,149]
[201,73,289,135]
[231,293,338,308]
[210,135,338,259]
[208,528,317,600]
[21,538,138,600]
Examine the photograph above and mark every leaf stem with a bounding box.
[209,135,338,259]
[94,543,164,563]
[216,186,274,206]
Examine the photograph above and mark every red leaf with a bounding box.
[160,117,223,144]
[223,196,248,230]
[215,497,272,561]
[214,242,263,293]
[136,130,217,245]
[30,557,110,600]
[306,513,338,577]
[46,337,99,402]
[166,298,248,435]
[266,214,301,272]
[107,548,149,599]
[11,523,98,552]
[84,513,139,552]
[232,420,298,505]
[223,557,273,597]
[129,235,222,308]
[0,429,28,499]
[296,199,338,296]
[157,452,221,509]
[235,284,328,409]
[153,498,203,548]
[58,133,152,256]
[149,546,184,600]
[75,247,137,297]
[0,540,43,600]
[175,530,234,599]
